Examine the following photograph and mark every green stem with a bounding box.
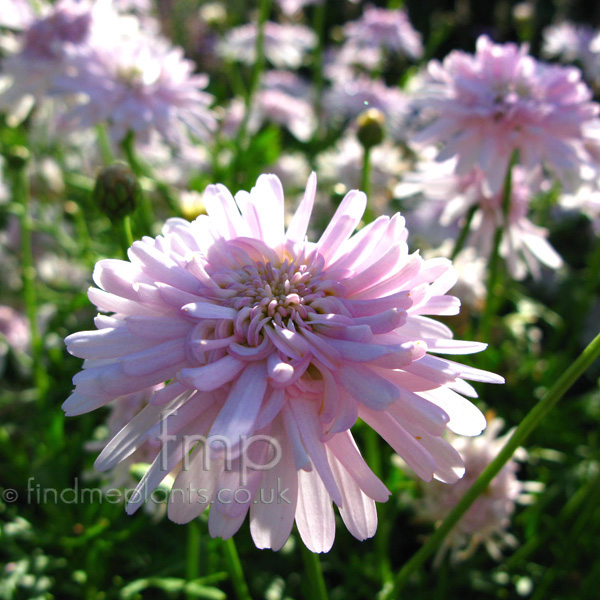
[230,0,273,184]
[121,131,155,234]
[385,329,600,599]
[11,149,49,400]
[121,131,145,177]
[479,153,516,342]
[364,426,392,585]
[361,146,376,223]
[223,538,252,600]
[301,543,329,600]
[117,216,133,258]
[185,520,201,600]
[450,204,477,261]
[311,0,327,137]
[566,235,600,355]
[361,146,372,199]
[96,124,115,165]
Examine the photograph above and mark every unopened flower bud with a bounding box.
[356,108,385,150]
[93,163,140,220]
[4,146,30,170]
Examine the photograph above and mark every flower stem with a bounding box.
[384,329,600,599]
[117,216,134,258]
[311,0,327,137]
[301,543,329,600]
[223,538,252,600]
[364,427,392,585]
[96,123,115,164]
[230,0,273,184]
[10,147,49,400]
[121,131,155,234]
[479,153,517,341]
[450,204,477,260]
[361,145,376,224]
[185,520,201,600]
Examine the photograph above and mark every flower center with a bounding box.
[225,260,323,330]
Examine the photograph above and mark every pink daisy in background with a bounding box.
[55,35,216,146]
[64,174,503,552]
[396,155,563,280]
[218,22,317,70]
[342,5,424,62]
[255,71,317,142]
[400,417,542,564]
[0,0,100,116]
[412,35,600,195]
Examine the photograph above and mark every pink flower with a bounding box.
[0,0,98,109]
[542,21,596,65]
[343,6,423,61]
[256,71,317,142]
[0,305,30,353]
[218,22,316,70]
[323,75,411,139]
[406,417,540,563]
[397,156,563,279]
[55,37,216,146]
[413,35,600,194]
[64,174,503,552]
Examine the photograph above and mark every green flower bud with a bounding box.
[356,108,386,150]
[4,146,30,170]
[93,163,141,220]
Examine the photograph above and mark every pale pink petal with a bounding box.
[295,467,336,553]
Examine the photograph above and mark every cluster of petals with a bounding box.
[255,71,317,142]
[542,21,600,87]
[412,35,600,195]
[317,134,406,212]
[0,0,100,112]
[408,417,540,564]
[0,305,31,370]
[54,38,216,145]
[397,155,563,280]
[0,0,215,146]
[342,6,424,61]
[64,174,503,552]
[85,387,167,504]
[221,71,317,143]
[542,21,597,65]
[218,22,317,70]
[323,75,411,137]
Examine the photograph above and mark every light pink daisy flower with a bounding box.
[255,71,317,142]
[0,305,30,354]
[317,134,407,213]
[55,37,216,146]
[405,417,541,564]
[218,22,317,70]
[542,21,596,65]
[343,5,424,61]
[412,35,600,195]
[323,75,411,139]
[64,174,503,552]
[0,0,96,108]
[397,156,563,280]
